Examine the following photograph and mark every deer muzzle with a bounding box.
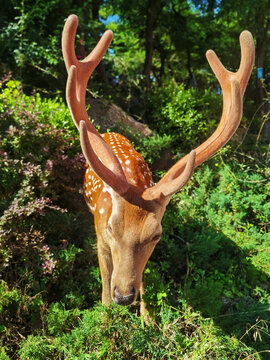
[113,286,136,306]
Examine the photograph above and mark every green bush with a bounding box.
[0,78,100,356]
[0,79,75,136]
[146,82,220,151]
[143,150,270,354]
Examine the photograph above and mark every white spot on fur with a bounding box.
[90,204,96,211]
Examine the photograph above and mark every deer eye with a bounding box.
[152,235,161,243]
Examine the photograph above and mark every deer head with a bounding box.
[62,15,254,308]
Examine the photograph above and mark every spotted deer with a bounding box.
[62,14,255,315]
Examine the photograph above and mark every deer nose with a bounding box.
[113,287,135,306]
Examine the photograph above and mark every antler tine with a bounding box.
[237,31,255,94]
[62,15,128,186]
[62,15,79,72]
[144,30,254,201]
[66,65,86,129]
[62,14,113,71]
[206,31,254,100]
[62,14,113,115]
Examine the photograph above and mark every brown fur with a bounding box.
[83,133,165,311]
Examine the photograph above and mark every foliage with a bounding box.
[0,0,269,357]
[0,0,111,92]
[143,148,270,355]
[1,0,269,124]
[0,77,269,358]
[0,78,76,135]
[18,303,259,360]
[0,0,66,89]
[0,78,101,355]
[145,82,221,151]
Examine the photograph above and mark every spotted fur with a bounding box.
[83,132,154,213]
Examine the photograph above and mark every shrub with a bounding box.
[143,149,270,354]
[146,82,220,152]
[0,78,100,356]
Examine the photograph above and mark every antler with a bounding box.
[143,30,255,200]
[63,15,254,202]
[62,14,113,121]
[62,15,130,195]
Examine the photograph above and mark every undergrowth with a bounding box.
[0,78,269,359]
[17,303,260,360]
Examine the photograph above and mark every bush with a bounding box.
[143,149,270,354]
[0,78,100,356]
[146,82,220,152]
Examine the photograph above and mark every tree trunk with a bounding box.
[255,9,270,110]
[143,0,158,85]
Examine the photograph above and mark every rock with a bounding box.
[87,98,152,137]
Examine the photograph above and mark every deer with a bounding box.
[62,14,255,316]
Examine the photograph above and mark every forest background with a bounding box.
[0,0,269,359]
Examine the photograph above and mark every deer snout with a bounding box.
[113,286,136,306]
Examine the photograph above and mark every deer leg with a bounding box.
[97,241,113,305]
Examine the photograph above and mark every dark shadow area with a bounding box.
[148,216,270,356]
